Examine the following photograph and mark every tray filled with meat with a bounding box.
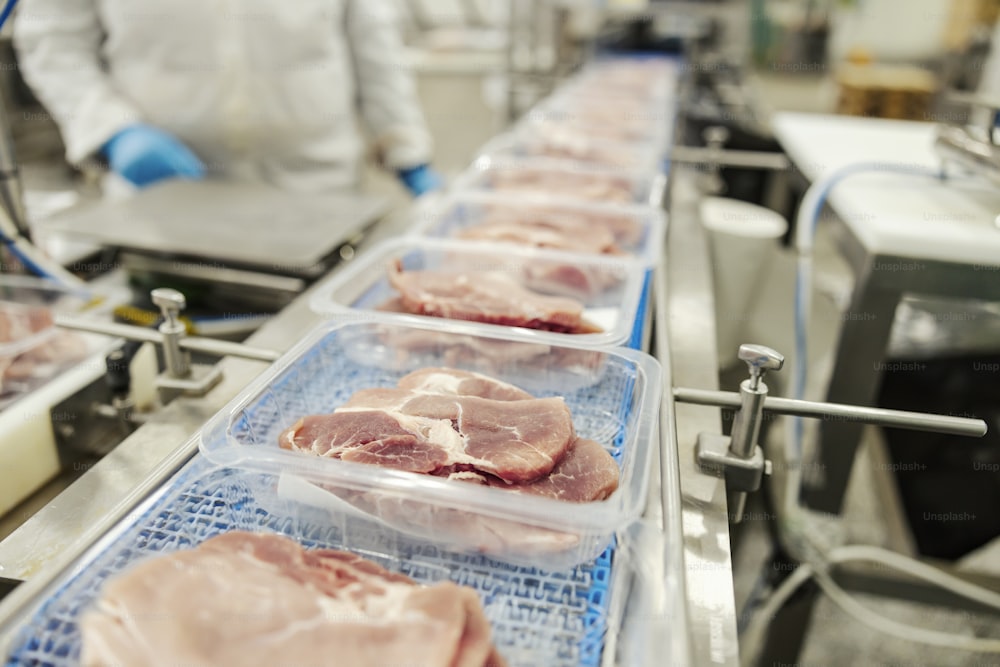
[0,276,122,412]
[523,94,674,151]
[198,317,662,569]
[558,56,678,104]
[453,155,667,208]
[308,237,648,348]
[410,190,666,266]
[477,125,663,172]
[2,453,684,667]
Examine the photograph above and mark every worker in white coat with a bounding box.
[13,0,442,196]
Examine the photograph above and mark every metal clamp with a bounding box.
[148,288,223,397]
[695,344,783,520]
[56,288,282,400]
[684,343,988,523]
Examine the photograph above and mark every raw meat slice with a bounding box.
[281,390,576,483]
[478,205,643,247]
[527,129,648,169]
[484,438,619,502]
[0,303,52,344]
[80,532,505,667]
[397,367,533,401]
[387,260,596,334]
[520,261,623,302]
[377,325,554,366]
[490,168,635,203]
[279,411,446,473]
[457,216,620,255]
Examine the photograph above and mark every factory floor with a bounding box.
[723,202,1000,666]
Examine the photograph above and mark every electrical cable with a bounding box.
[812,567,1000,653]
[741,545,1000,664]
[739,563,815,667]
[784,161,947,522]
[0,0,88,288]
[827,545,1000,612]
[0,0,17,31]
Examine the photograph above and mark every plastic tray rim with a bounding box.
[198,315,663,534]
[307,236,651,348]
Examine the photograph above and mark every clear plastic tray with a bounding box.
[453,155,667,208]
[562,56,678,103]
[478,126,663,172]
[0,276,122,411]
[308,237,649,348]
[2,455,681,667]
[410,190,667,267]
[530,81,674,149]
[199,317,662,569]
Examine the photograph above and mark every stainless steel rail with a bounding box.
[54,315,282,363]
[674,387,988,437]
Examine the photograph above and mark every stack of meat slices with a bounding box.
[81,532,506,667]
[0,303,89,398]
[489,167,635,203]
[461,205,644,252]
[280,367,620,504]
[385,260,603,334]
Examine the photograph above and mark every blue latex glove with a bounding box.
[397,164,443,197]
[101,124,206,188]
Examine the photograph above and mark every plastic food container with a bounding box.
[1,456,686,667]
[411,190,667,267]
[478,126,663,172]
[563,57,678,103]
[199,317,663,569]
[453,155,667,208]
[308,237,648,347]
[0,276,120,411]
[532,82,674,148]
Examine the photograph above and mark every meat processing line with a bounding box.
[0,26,996,667]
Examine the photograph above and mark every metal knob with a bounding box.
[151,288,186,328]
[703,125,730,149]
[738,344,784,390]
[150,288,189,378]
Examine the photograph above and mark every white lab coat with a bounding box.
[14,0,433,192]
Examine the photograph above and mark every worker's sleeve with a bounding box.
[345,0,433,170]
[13,0,143,164]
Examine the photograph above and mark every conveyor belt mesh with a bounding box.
[4,456,623,667]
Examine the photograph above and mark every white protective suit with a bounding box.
[14,0,433,192]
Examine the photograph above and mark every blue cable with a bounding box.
[790,162,947,458]
[0,0,17,30]
[2,239,54,278]
[0,0,62,283]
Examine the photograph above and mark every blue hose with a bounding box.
[0,0,73,285]
[0,0,17,31]
[790,162,947,459]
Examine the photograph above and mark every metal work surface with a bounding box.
[664,168,739,666]
[36,180,388,272]
[773,112,1000,513]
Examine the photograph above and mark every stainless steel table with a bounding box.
[772,112,1000,514]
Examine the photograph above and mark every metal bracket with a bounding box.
[681,342,987,523]
[155,363,223,397]
[696,433,771,492]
